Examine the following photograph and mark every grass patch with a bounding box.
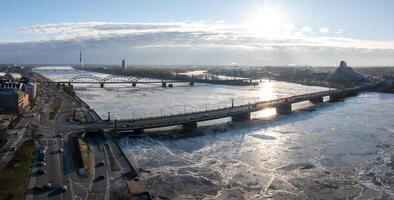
[0,140,36,200]
[73,138,90,177]
[42,100,61,120]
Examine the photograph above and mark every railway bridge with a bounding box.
[38,74,193,88]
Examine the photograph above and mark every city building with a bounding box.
[23,82,37,105]
[326,60,371,85]
[122,59,127,71]
[0,88,29,114]
[3,72,22,81]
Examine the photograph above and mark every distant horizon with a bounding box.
[2,63,394,68]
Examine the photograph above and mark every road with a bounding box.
[24,75,114,200]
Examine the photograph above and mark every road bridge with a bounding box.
[101,85,374,133]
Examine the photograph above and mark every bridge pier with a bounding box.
[100,83,104,88]
[132,82,137,87]
[133,129,144,134]
[182,122,197,131]
[310,97,324,104]
[68,82,71,86]
[162,82,167,88]
[329,93,345,102]
[276,103,292,114]
[346,90,358,96]
[231,112,251,121]
[189,81,195,86]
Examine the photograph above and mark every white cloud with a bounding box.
[319,27,330,33]
[300,26,313,33]
[335,28,344,34]
[1,22,394,65]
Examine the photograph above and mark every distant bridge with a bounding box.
[38,74,191,88]
[90,85,375,133]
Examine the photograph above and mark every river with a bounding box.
[35,66,394,199]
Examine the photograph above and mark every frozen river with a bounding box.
[35,66,394,199]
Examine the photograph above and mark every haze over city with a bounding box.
[1,0,394,66]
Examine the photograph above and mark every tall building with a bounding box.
[23,82,37,105]
[122,59,126,71]
[0,88,29,114]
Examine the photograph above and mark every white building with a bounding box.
[3,73,22,81]
[22,82,37,105]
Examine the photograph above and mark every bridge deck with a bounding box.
[105,86,368,131]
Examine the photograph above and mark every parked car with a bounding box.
[61,185,68,192]
[94,175,105,182]
[37,162,46,167]
[59,148,64,153]
[43,183,52,190]
[37,170,46,175]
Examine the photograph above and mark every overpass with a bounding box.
[100,85,374,133]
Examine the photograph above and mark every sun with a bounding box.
[245,4,293,39]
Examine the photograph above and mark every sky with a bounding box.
[0,0,393,66]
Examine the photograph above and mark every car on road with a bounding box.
[37,161,46,167]
[61,185,68,192]
[38,156,46,162]
[9,147,17,152]
[36,170,46,175]
[96,160,105,167]
[58,133,63,138]
[59,148,64,153]
[94,175,105,182]
[39,149,47,155]
[43,183,52,190]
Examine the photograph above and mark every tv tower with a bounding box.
[79,49,84,68]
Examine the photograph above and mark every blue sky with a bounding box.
[1,0,394,66]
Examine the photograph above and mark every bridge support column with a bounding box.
[310,97,324,104]
[133,129,144,134]
[346,90,358,96]
[231,112,251,121]
[329,94,344,102]
[276,103,292,114]
[189,81,194,86]
[182,122,197,131]
[68,82,71,86]
[162,82,167,88]
[100,83,104,88]
[132,82,137,87]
